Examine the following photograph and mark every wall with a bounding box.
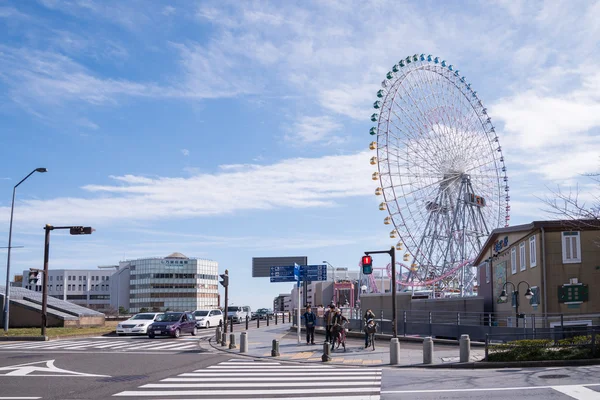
[110,266,130,312]
[545,230,600,314]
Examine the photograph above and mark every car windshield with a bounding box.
[228,307,240,312]
[194,311,209,317]
[156,313,182,322]
[131,313,157,320]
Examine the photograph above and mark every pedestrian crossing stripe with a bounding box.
[0,340,199,352]
[113,358,381,399]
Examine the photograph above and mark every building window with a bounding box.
[511,247,517,274]
[562,232,581,264]
[519,242,526,272]
[529,236,537,268]
[67,284,71,291]
[485,262,490,284]
[49,276,53,281]
[78,284,82,291]
[79,276,82,281]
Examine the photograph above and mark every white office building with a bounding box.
[123,252,219,313]
[21,267,116,312]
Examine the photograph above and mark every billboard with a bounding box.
[252,256,308,278]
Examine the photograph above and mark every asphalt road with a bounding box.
[0,348,229,399]
[381,365,600,399]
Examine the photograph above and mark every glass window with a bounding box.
[562,232,581,263]
[519,242,526,272]
[529,236,537,268]
[511,247,517,274]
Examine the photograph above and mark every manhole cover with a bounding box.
[98,375,148,383]
[539,374,570,379]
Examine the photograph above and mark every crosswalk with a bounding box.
[0,337,204,352]
[113,358,382,399]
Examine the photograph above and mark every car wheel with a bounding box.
[148,333,155,339]
[174,328,181,338]
[191,327,197,336]
[206,321,210,329]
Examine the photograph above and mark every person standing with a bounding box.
[363,309,376,348]
[324,304,335,343]
[302,305,317,345]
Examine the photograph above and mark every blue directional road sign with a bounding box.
[269,264,327,283]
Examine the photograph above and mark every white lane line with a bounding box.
[552,385,600,399]
[163,376,381,382]
[382,383,600,394]
[142,343,194,350]
[180,372,381,377]
[113,387,379,396]
[0,397,42,399]
[142,381,381,388]
[198,368,380,373]
[116,396,379,400]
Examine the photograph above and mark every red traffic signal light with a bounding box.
[362,255,373,274]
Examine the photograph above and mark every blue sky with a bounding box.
[1,0,599,310]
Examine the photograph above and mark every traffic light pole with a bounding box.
[365,246,397,338]
[41,225,51,337]
[220,269,229,335]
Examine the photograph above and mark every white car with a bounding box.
[117,313,163,336]
[193,309,223,329]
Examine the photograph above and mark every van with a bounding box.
[227,305,251,323]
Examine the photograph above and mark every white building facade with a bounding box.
[125,252,219,313]
[22,267,116,312]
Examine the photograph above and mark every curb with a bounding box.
[416,358,600,369]
[0,330,115,341]
[0,336,48,342]
[290,326,486,347]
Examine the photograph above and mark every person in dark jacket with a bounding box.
[324,304,335,343]
[364,309,376,348]
[302,305,317,345]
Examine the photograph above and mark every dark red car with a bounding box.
[147,311,197,338]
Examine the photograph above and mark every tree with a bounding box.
[118,306,127,315]
[543,175,599,226]
[139,307,149,313]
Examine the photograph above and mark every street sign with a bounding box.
[294,263,300,282]
[269,264,327,283]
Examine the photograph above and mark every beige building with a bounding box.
[475,220,600,326]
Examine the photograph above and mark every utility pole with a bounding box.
[219,270,229,334]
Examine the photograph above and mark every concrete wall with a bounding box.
[7,302,66,328]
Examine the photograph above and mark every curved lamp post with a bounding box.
[499,280,534,328]
[3,168,47,332]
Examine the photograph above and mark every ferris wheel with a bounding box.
[370,54,510,295]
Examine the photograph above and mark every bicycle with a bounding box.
[331,321,347,352]
[364,321,377,351]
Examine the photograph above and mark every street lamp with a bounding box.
[322,260,337,283]
[498,280,533,328]
[3,167,47,332]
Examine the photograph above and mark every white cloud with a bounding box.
[181,149,190,156]
[162,6,176,16]
[0,151,375,227]
[287,116,344,145]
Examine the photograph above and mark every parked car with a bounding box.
[116,313,163,336]
[193,309,223,329]
[147,312,197,338]
[255,308,273,320]
[227,305,251,323]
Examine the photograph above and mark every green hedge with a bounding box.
[488,336,598,362]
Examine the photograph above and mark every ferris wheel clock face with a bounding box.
[370,54,509,293]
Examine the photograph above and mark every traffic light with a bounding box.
[361,255,373,275]
[28,270,40,285]
[219,270,229,288]
[69,226,94,235]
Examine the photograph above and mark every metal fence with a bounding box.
[292,307,600,342]
[485,327,600,362]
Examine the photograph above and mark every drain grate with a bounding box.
[539,374,570,379]
[98,375,148,383]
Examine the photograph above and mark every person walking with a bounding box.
[324,304,335,343]
[302,305,317,345]
[363,309,376,348]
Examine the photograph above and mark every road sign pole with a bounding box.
[294,263,301,344]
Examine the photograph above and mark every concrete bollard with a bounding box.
[459,334,471,363]
[240,332,248,353]
[390,337,400,365]
[229,333,237,349]
[271,339,280,357]
[321,341,332,362]
[221,332,227,347]
[423,337,433,364]
[215,326,222,344]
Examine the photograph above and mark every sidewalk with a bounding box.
[211,323,484,367]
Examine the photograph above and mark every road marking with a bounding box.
[552,385,600,399]
[114,388,378,396]
[0,397,42,399]
[142,380,382,388]
[0,360,109,377]
[382,383,600,394]
[162,376,381,382]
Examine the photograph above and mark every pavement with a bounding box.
[212,323,485,367]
